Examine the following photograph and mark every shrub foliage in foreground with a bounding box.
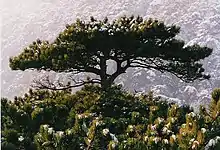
[1,85,220,150]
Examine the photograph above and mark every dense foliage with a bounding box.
[9,16,212,89]
[4,15,218,150]
[1,85,220,150]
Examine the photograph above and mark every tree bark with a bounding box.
[99,56,109,90]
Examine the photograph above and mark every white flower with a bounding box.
[201,128,206,133]
[163,139,169,144]
[167,130,172,134]
[100,27,107,31]
[57,131,64,137]
[162,127,168,134]
[190,138,195,142]
[157,117,164,124]
[193,141,199,145]
[111,141,117,149]
[122,107,127,110]
[171,118,175,123]
[128,125,133,129]
[48,127,53,134]
[171,135,176,141]
[108,29,113,33]
[190,112,196,117]
[93,26,98,31]
[192,144,196,149]
[112,142,116,148]
[103,128,109,136]
[144,136,148,142]
[153,137,160,144]
[208,139,216,147]
[90,113,96,117]
[77,114,83,119]
[123,140,127,143]
[189,138,195,144]
[42,124,49,129]
[116,28,120,32]
[152,107,156,111]
[151,124,157,130]
[110,133,118,143]
[87,139,91,144]
[95,121,100,127]
[18,136,24,142]
[130,23,135,29]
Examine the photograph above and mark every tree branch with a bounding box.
[31,75,101,91]
[109,59,131,83]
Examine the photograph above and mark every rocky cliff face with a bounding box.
[1,0,220,106]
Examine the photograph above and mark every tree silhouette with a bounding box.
[9,16,212,90]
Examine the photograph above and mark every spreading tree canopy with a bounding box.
[9,16,212,90]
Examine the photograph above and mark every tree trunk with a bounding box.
[100,56,110,90]
[101,79,113,91]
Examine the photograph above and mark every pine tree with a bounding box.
[9,16,212,90]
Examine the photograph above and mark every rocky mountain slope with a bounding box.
[1,0,220,106]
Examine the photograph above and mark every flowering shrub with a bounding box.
[1,85,220,150]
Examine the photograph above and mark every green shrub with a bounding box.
[1,86,220,150]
